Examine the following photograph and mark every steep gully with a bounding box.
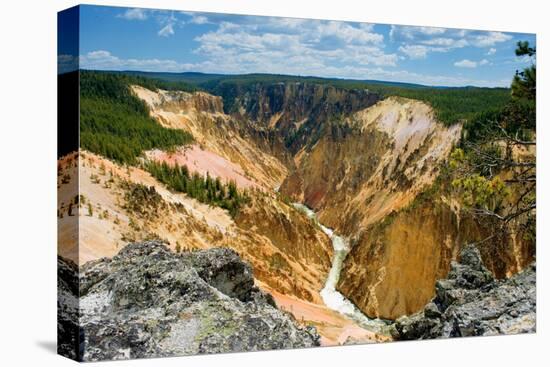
[293,203,387,333]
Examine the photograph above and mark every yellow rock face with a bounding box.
[280,96,533,320]
[132,85,288,190]
[338,194,535,320]
[281,97,462,233]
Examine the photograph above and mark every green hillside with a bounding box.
[79,71,194,164]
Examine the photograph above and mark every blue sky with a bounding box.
[66,5,535,87]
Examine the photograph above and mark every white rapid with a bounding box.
[293,203,387,332]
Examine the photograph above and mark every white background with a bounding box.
[0,0,547,365]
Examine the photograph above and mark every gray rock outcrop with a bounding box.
[391,244,536,340]
[57,241,320,361]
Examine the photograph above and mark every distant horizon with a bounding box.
[74,68,513,89]
[59,5,536,88]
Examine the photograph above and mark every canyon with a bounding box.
[58,79,535,346]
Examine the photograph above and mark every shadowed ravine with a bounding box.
[292,203,388,333]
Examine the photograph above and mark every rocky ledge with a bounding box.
[391,244,536,340]
[58,241,320,361]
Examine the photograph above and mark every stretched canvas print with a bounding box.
[57,4,537,362]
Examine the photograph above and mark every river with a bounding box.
[292,203,387,333]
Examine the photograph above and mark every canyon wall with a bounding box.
[64,83,336,307]
[337,189,535,320]
[132,85,288,190]
[278,96,533,320]
[281,97,462,233]
[219,82,380,152]
[391,244,535,339]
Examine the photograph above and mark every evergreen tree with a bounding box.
[511,41,536,101]
[144,161,249,217]
[80,71,194,165]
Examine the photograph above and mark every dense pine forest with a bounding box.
[145,161,249,217]
[80,71,194,164]
[374,85,511,126]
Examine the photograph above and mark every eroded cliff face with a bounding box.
[281,97,462,234]
[235,193,333,303]
[69,81,534,341]
[60,151,332,307]
[133,87,225,115]
[272,96,469,321]
[126,85,335,305]
[132,85,287,190]
[278,96,534,321]
[223,82,380,152]
[338,201,461,320]
[391,244,535,339]
[337,191,535,320]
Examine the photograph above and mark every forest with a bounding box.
[79,71,250,216]
[145,161,249,217]
[80,71,194,164]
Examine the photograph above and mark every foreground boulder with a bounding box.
[391,244,536,340]
[57,255,81,360]
[58,241,320,361]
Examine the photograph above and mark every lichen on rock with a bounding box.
[57,241,320,361]
[390,244,536,340]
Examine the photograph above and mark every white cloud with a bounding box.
[470,32,512,47]
[86,50,114,60]
[390,25,446,41]
[263,17,309,30]
[418,27,446,35]
[340,46,398,66]
[58,54,78,73]
[514,55,533,64]
[192,17,397,74]
[454,59,478,68]
[118,8,148,21]
[454,58,492,68]
[158,23,175,37]
[391,26,514,59]
[422,37,468,48]
[398,41,464,60]
[189,15,209,24]
[314,21,384,45]
[487,47,497,55]
[80,49,508,87]
[398,45,428,59]
[80,50,196,72]
[102,12,520,87]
